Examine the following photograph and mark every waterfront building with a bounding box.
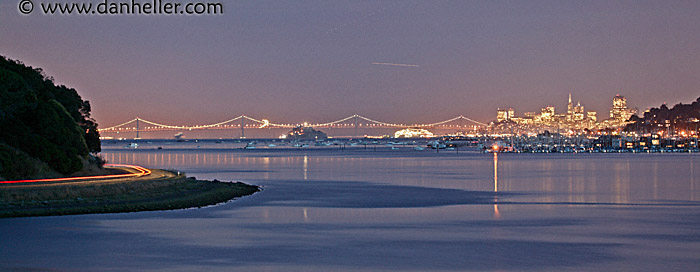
[394,128,434,138]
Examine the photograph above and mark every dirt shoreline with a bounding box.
[0,169,259,218]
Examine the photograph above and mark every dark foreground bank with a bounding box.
[0,170,259,218]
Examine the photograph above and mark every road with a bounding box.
[0,164,174,188]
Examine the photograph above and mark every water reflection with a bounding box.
[102,150,700,204]
[303,155,308,180]
[691,156,695,201]
[493,153,498,193]
[493,153,500,219]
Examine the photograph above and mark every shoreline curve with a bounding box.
[0,167,259,218]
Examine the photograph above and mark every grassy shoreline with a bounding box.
[0,170,259,218]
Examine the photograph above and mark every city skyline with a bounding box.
[94,92,640,128]
[496,92,635,129]
[2,1,700,127]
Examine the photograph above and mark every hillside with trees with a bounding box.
[625,97,700,135]
[0,56,101,180]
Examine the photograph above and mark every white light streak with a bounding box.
[372,62,420,68]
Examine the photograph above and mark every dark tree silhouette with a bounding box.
[624,97,700,135]
[0,56,101,179]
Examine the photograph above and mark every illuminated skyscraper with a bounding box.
[540,106,555,124]
[610,94,634,121]
[607,94,637,127]
[587,111,597,122]
[574,102,585,122]
[497,108,515,122]
[567,93,574,122]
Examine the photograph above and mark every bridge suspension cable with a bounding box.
[98,114,487,132]
[99,118,139,131]
[312,115,358,127]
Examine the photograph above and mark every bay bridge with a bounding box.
[98,114,488,138]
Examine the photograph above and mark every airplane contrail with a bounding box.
[372,62,420,68]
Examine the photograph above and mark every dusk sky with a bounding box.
[1,0,699,127]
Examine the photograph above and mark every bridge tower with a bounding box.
[354,115,359,137]
[135,118,140,139]
[240,116,245,138]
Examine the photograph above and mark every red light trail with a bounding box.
[0,164,151,184]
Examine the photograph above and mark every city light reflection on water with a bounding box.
[104,149,700,204]
[493,153,500,219]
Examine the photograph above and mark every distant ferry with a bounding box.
[244,141,257,149]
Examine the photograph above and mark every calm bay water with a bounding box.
[2,143,699,271]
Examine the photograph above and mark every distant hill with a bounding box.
[286,126,328,140]
[0,56,101,180]
[625,97,700,134]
